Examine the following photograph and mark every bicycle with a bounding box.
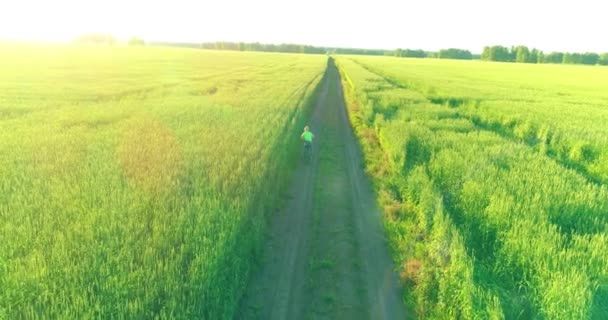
[303,141,313,163]
[301,125,315,164]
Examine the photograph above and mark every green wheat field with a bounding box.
[1,44,607,319]
[336,55,608,319]
[0,44,326,318]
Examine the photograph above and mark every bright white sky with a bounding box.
[0,0,606,53]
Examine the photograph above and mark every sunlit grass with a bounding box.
[0,44,326,318]
[336,56,608,319]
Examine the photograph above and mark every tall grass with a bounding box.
[0,44,326,318]
[335,56,608,319]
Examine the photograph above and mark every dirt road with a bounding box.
[237,60,406,319]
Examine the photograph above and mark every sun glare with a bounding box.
[0,0,607,52]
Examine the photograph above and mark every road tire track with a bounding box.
[236,59,406,320]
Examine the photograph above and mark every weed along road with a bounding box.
[237,59,406,319]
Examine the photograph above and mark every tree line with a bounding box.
[149,41,376,55]
[73,36,607,65]
[160,41,477,60]
[194,42,481,60]
[197,41,327,54]
[394,48,475,60]
[482,45,608,65]
[70,35,473,61]
[193,41,390,55]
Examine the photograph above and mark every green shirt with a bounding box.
[301,131,314,142]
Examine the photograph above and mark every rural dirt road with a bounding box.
[237,60,406,320]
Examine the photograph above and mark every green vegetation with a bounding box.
[3,41,607,319]
[482,45,608,66]
[437,48,473,60]
[0,44,326,318]
[394,49,427,58]
[335,55,608,319]
[160,41,386,56]
[181,41,476,60]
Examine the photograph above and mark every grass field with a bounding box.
[3,43,607,319]
[335,56,608,319]
[0,44,326,318]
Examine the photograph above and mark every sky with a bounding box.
[0,0,606,53]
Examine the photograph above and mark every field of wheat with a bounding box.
[3,43,607,319]
[336,55,608,319]
[0,44,326,318]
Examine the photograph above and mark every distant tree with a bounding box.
[333,47,385,55]
[563,53,584,64]
[394,48,427,58]
[303,45,325,54]
[482,45,512,62]
[544,52,564,64]
[225,42,240,50]
[581,52,599,65]
[509,47,517,61]
[557,52,601,65]
[481,46,490,60]
[200,42,214,50]
[536,51,543,63]
[599,53,608,66]
[438,48,473,60]
[529,48,540,63]
[197,41,382,55]
[515,45,530,63]
[403,49,427,58]
[128,37,145,46]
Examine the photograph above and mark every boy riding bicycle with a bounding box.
[301,126,314,158]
